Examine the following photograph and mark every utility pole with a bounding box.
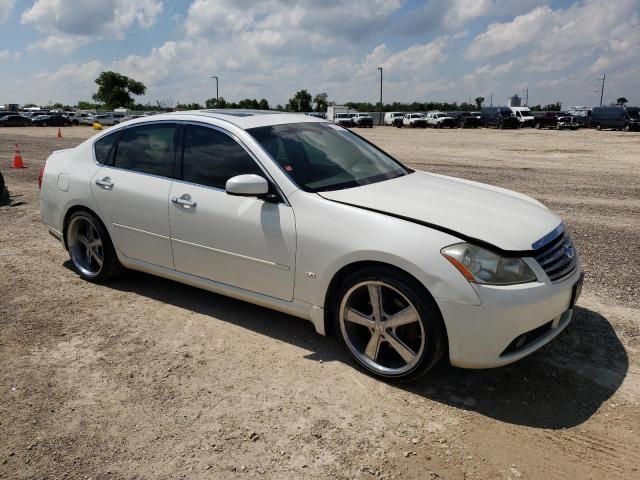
[597,74,606,106]
[377,67,383,126]
[490,92,493,106]
[211,75,219,102]
[525,88,529,106]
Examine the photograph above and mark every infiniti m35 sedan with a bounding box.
[40,110,583,381]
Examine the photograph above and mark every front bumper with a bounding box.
[437,264,583,368]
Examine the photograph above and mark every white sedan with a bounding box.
[40,110,583,381]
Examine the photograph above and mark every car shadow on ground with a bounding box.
[91,266,628,430]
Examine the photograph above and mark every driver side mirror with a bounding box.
[225,174,269,198]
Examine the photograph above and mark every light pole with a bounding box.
[377,67,383,126]
[211,75,219,102]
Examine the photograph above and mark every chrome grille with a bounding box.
[534,231,577,282]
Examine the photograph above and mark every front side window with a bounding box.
[94,131,121,164]
[113,124,178,177]
[248,122,409,193]
[181,125,263,189]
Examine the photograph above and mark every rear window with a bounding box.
[94,132,120,164]
[113,124,178,177]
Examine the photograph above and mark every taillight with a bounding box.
[38,163,45,189]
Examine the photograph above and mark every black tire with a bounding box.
[65,210,123,282]
[331,266,447,382]
[42,122,48,127]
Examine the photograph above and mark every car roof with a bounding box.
[167,109,326,129]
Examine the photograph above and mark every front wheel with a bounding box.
[333,267,447,381]
[66,211,123,282]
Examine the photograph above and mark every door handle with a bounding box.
[171,195,197,208]
[95,177,114,190]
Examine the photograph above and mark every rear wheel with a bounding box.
[333,267,446,381]
[66,211,123,282]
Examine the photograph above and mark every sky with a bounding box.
[0,0,638,108]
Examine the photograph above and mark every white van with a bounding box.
[384,112,405,126]
[510,107,534,127]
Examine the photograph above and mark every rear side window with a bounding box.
[113,124,178,177]
[94,131,120,165]
[181,125,263,189]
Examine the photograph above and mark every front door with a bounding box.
[91,123,180,269]
[169,124,296,301]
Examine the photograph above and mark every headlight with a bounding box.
[441,243,537,285]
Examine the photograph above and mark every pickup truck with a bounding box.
[333,113,354,127]
[531,111,561,129]
[351,113,374,127]
[402,113,428,128]
[425,111,455,128]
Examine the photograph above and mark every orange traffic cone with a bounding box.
[57,127,62,138]
[12,144,26,169]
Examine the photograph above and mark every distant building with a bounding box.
[507,94,521,107]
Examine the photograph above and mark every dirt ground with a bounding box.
[1,125,639,479]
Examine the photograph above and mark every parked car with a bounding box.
[333,112,354,127]
[32,114,72,127]
[0,114,32,127]
[480,107,520,129]
[531,111,561,129]
[40,111,583,380]
[591,106,639,131]
[352,113,374,128]
[449,112,481,128]
[425,112,455,128]
[78,113,96,126]
[509,107,534,127]
[556,115,579,130]
[402,113,427,128]
[93,114,122,126]
[62,112,81,125]
[384,112,405,126]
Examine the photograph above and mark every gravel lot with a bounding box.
[1,125,639,479]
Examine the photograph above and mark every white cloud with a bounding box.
[0,49,10,60]
[466,6,552,59]
[22,0,163,52]
[0,0,14,23]
[463,60,515,86]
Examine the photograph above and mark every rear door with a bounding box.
[91,123,179,269]
[168,124,296,300]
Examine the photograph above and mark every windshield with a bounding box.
[393,113,404,117]
[627,108,640,119]
[499,108,513,116]
[248,122,410,192]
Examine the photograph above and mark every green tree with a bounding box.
[258,98,270,110]
[176,102,203,110]
[474,97,485,109]
[616,97,628,106]
[205,97,227,108]
[77,101,99,110]
[287,89,312,112]
[92,71,146,109]
[542,102,562,111]
[313,92,328,112]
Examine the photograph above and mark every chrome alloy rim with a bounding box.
[68,216,104,278]
[339,281,426,376]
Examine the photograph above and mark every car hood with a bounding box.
[318,171,561,253]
